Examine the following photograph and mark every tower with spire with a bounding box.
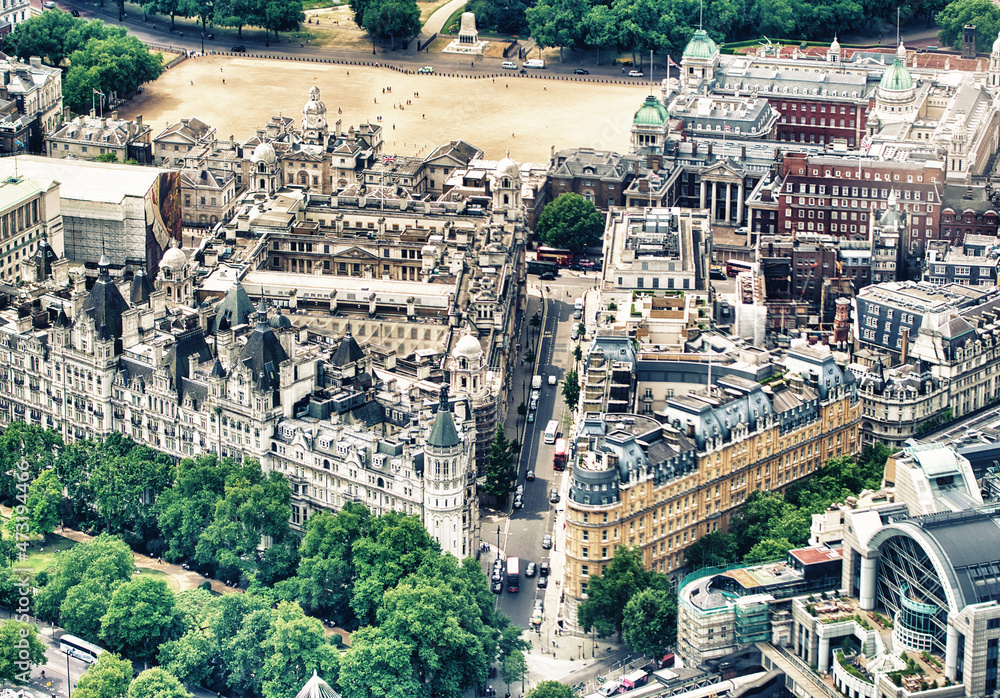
[423,384,476,557]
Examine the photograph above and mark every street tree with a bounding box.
[157,629,218,689]
[526,681,576,698]
[582,4,619,65]
[483,425,520,500]
[63,34,164,115]
[26,469,62,540]
[72,652,133,698]
[264,0,305,39]
[466,0,530,33]
[562,369,580,410]
[536,193,604,250]
[139,0,185,29]
[500,649,527,694]
[622,588,677,657]
[577,546,656,641]
[524,348,536,364]
[338,626,421,698]
[128,669,191,698]
[157,454,238,562]
[62,577,115,641]
[100,576,184,663]
[0,620,46,684]
[214,597,276,697]
[213,0,263,37]
[260,602,340,698]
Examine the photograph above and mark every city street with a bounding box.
[484,270,598,633]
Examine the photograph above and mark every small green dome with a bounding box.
[880,59,913,92]
[633,95,669,126]
[683,29,718,60]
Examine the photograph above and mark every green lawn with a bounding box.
[11,534,78,575]
[134,566,181,594]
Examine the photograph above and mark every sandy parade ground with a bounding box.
[120,53,653,162]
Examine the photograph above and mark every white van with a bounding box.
[597,681,622,696]
[524,59,545,69]
[532,375,542,390]
[502,61,518,69]
[574,297,584,311]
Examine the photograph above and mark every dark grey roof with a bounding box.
[129,268,155,306]
[215,279,254,330]
[269,309,292,329]
[239,305,288,391]
[921,513,1000,605]
[166,328,213,394]
[83,263,129,340]
[34,239,56,279]
[349,400,385,427]
[332,332,365,366]
[119,356,154,386]
[428,385,459,449]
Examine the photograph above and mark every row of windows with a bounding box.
[781,116,855,127]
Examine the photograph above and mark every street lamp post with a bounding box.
[496,525,501,554]
[65,652,71,698]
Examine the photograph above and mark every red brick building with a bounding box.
[776,152,944,255]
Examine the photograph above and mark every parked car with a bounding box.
[516,485,524,496]
[539,271,556,280]
[418,66,434,73]
[491,567,502,582]
[629,70,644,77]
[541,534,552,549]
[42,1,56,7]
[578,259,595,269]
[513,494,524,509]
[527,412,535,423]
[549,488,560,503]
[538,575,548,588]
[526,469,535,481]
[491,578,503,593]
[70,8,80,15]
[525,562,537,577]
[539,562,550,577]
[202,32,215,39]
[571,326,580,341]
[569,263,584,271]
[735,226,748,235]
[573,68,589,75]
[530,608,543,627]
[231,45,246,52]
[548,375,557,386]
[573,308,582,320]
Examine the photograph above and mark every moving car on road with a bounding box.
[629,70,644,77]
[231,45,246,52]
[513,493,523,509]
[541,534,552,549]
[502,61,518,69]
[525,562,537,577]
[573,68,589,74]
[526,469,535,481]
[548,374,557,386]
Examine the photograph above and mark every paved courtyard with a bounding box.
[122,54,648,161]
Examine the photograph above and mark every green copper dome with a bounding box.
[880,59,913,92]
[633,95,669,126]
[683,30,718,59]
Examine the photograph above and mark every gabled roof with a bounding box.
[238,303,289,390]
[82,261,129,339]
[332,332,365,366]
[153,117,215,144]
[425,139,483,167]
[129,267,155,306]
[166,328,213,394]
[215,279,254,330]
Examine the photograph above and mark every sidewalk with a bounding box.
[0,505,238,597]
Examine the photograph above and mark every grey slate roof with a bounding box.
[332,332,365,366]
[130,267,155,306]
[215,279,254,330]
[83,262,129,340]
[238,303,288,391]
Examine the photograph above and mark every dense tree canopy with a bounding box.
[562,369,580,410]
[128,668,192,698]
[937,0,1000,49]
[72,652,133,698]
[0,621,46,684]
[527,681,577,698]
[34,533,134,625]
[622,588,677,657]
[537,193,605,250]
[100,575,184,662]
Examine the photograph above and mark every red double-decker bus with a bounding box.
[536,246,574,266]
[553,438,567,471]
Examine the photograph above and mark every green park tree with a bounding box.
[744,538,795,564]
[263,0,306,39]
[0,621,46,684]
[0,423,61,503]
[2,9,79,65]
[582,5,619,65]
[128,668,192,698]
[157,627,218,689]
[157,454,239,562]
[26,468,62,540]
[536,193,604,250]
[63,34,164,115]
[100,576,184,663]
[363,0,419,49]
[578,545,658,641]
[526,0,589,61]
[139,0,185,29]
[562,369,580,410]
[260,602,340,698]
[483,425,521,500]
[338,626,421,698]
[34,533,134,623]
[466,0,530,33]
[622,588,677,657]
[526,681,576,698]
[72,652,134,698]
[213,596,277,697]
[500,649,527,694]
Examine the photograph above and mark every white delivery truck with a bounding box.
[532,375,542,390]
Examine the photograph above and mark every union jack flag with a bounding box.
[724,124,732,132]
[668,56,679,68]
